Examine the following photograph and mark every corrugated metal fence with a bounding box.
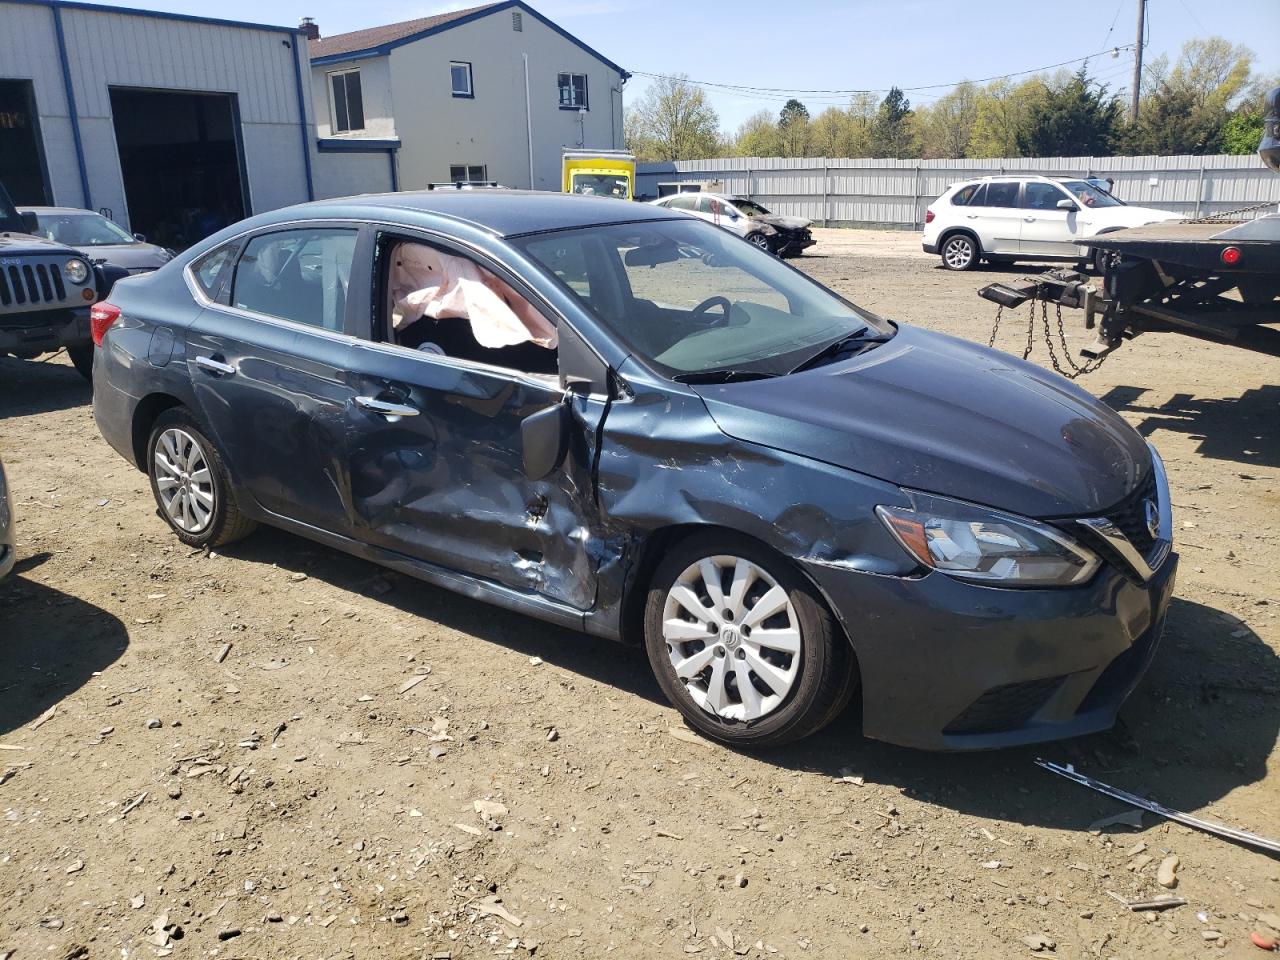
[636,155,1280,229]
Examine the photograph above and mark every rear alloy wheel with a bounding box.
[147,408,256,548]
[644,533,855,747]
[941,233,978,271]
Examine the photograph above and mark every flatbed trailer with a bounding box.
[978,86,1280,368]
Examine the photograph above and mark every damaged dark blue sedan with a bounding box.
[89,192,1176,750]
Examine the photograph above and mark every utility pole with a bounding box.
[1130,0,1146,122]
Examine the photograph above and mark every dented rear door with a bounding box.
[341,342,602,611]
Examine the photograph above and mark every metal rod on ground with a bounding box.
[1036,759,1280,855]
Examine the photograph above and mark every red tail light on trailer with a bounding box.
[1220,246,1242,266]
[90,302,120,346]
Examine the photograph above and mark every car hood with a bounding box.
[0,231,79,256]
[692,324,1150,518]
[1093,205,1183,228]
[78,242,171,270]
[754,213,811,231]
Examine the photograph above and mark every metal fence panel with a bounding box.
[637,155,1280,228]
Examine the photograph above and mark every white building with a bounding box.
[308,0,629,193]
[0,0,397,249]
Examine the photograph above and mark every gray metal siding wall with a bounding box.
[638,155,1280,228]
[0,1,316,229]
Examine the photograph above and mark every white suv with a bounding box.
[922,176,1182,271]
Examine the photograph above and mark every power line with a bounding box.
[630,44,1137,100]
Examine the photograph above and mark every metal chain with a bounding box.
[987,284,1108,380]
[1183,200,1277,224]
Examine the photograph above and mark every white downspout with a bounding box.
[523,53,535,189]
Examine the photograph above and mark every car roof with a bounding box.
[18,206,103,215]
[276,190,683,238]
[952,175,1081,187]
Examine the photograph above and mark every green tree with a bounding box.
[869,87,918,158]
[1124,38,1256,154]
[624,74,722,161]
[1018,68,1121,157]
[1221,108,1264,154]
[918,81,978,158]
[731,109,782,157]
[778,98,811,157]
[969,78,1049,157]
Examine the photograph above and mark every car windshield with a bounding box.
[570,173,631,199]
[732,198,770,217]
[1060,180,1123,208]
[513,218,892,379]
[34,212,136,246]
[0,184,22,233]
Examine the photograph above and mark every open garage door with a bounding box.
[109,88,248,249]
[0,79,51,205]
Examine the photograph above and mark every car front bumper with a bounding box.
[776,236,817,256]
[801,554,1178,750]
[0,308,91,357]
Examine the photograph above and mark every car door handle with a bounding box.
[355,396,420,418]
[195,355,236,375]
[1023,216,1036,222]
[965,214,978,219]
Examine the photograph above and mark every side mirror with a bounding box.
[1056,198,1079,211]
[133,232,147,242]
[521,401,571,480]
[20,212,39,235]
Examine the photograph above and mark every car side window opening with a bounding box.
[230,228,357,331]
[976,182,1019,207]
[951,183,982,206]
[665,194,696,211]
[191,242,239,301]
[381,238,559,377]
[1022,182,1069,211]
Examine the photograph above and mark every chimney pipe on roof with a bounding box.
[299,17,319,40]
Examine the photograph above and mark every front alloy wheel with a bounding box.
[644,533,856,747]
[941,234,977,271]
[747,232,773,253]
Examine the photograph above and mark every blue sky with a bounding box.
[129,0,1279,132]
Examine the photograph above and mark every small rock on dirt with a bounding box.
[1157,855,1179,888]
[1021,933,1055,952]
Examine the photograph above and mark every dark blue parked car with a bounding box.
[89,191,1176,750]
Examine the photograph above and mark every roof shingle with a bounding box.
[308,2,500,60]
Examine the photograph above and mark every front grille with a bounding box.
[943,675,1066,735]
[0,261,69,308]
[1104,471,1158,554]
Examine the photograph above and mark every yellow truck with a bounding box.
[561,149,635,200]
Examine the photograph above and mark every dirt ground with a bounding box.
[1,228,1278,960]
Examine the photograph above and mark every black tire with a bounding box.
[1091,246,1109,276]
[146,407,257,548]
[940,232,979,271]
[643,531,856,748]
[746,232,774,254]
[67,343,94,381]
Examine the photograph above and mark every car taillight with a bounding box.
[1221,246,1242,266]
[90,302,120,346]
[925,209,935,224]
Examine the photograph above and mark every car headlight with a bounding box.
[64,258,89,285]
[876,491,1100,587]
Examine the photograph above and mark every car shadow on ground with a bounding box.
[764,595,1280,837]
[1100,383,1280,469]
[0,568,130,735]
[0,355,90,417]
[219,526,666,707]
[220,529,1277,836]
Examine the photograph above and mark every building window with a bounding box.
[558,73,588,110]
[450,62,473,98]
[329,70,364,133]
[450,164,488,183]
